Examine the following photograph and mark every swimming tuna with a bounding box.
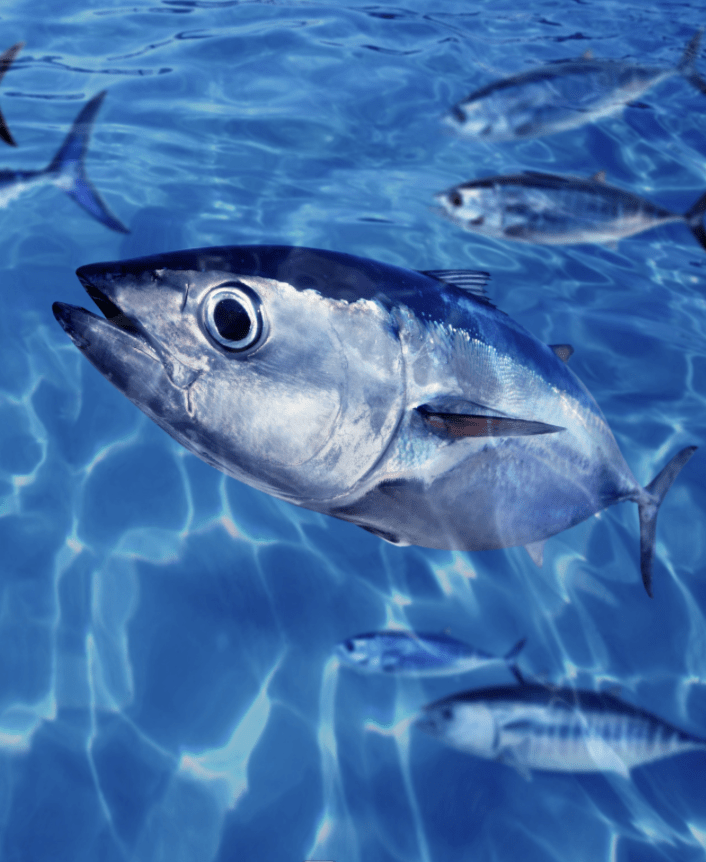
[435,170,706,251]
[0,90,128,233]
[447,31,706,141]
[51,245,696,595]
[416,684,706,776]
[336,631,526,680]
[0,42,23,147]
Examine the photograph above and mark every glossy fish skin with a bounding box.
[416,685,706,776]
[0,91,128,233]
[52,245,696,595]
[336,631,525,680]
[435,171,706,251]
[448,31,706,141]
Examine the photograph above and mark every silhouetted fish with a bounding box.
[0,90,128,233]
[336,631,526,680]
[447,31,706,141]
[416,684,706,776]
[435,170,706,252]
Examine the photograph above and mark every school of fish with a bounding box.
[0,23,700,781]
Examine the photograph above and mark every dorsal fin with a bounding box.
[421,268,491,298]
[421,269,497,308]
[590,170,607,183]
[581,49,593,60]
[549,344,574,363]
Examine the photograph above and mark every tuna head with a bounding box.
[52,246,406,506]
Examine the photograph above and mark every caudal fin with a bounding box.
[638,446,697,597]
[0,42,23,146]
[678,30,706,95]
[504,637,527,683]
[684,190,706,252]
[46,91,129,233]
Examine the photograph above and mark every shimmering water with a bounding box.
[1,2,705,860]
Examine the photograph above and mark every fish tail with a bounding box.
[504,636,527,683]
[46,91,129,233]
[678,29,706,95]
[685,190,706,251]
[0,42,23,146]
[638,446,698,597]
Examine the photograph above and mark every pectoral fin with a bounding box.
[420,408,564,438]
[524,540,546,567]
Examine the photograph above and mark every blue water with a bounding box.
[0,1,705,860]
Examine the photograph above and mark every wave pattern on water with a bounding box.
[0,1,705,860]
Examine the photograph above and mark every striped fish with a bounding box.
[336,631,525,680]
[416,684,706,776]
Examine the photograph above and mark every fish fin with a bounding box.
[684,190,706,252]
[504,637,527,683]
[678,29,706,94]
[360,525,408,546]
[581,49,593,60]
[549,343,574,363]
[419,407,565,439]
[0,42,23,146]
[421,269,495,304]
[590,170,607,183]
[46,91,130,233]
[498,745,533,780]
[524,540,545,567]
[638,446,698,597]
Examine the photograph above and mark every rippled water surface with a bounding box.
[1,2,705,860]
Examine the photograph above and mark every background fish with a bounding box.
[0,90,128,233]
[52,245,696,595]
[447,31,706,141]
[335,630,526,680]
[435,170,706,251]
[416,684,706,776]
[0,42,23,147]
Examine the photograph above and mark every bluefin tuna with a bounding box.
[51,245,696,595]
[435,170,706,251]
[336,631,526,680]
[447,31,706,141]
[0,42,23,147]
[0,90,128,233]
[416,684,706,776]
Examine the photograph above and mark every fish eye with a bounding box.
[441,706,454,721]
[450,192,463,208]
[344,639,356,652]
[202,283,266,352]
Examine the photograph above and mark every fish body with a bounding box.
[0,91,128,232]
[336,631,525,680]
[416,684,706,775]
[52,245,696,594]
[435,170,706,251]
[448,31,706,141]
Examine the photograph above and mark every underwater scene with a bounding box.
[1,1,705,860]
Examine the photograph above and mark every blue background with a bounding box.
[0,1,705,860]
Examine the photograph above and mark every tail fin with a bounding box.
[46,91,129,233]
[684,190,706,252]
[638,446,697,597]
[0,42,23,146]
[678,30,706,95]
[504,636,527,683]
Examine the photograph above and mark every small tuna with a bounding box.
[0,90,128,233]
[52,245,696,595]
[336,631,526,680]
[416,684,706,776]
[435,170,706,251]
[447,31,706,141]
[0,42,23,147]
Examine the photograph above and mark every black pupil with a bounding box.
[214,298,251,342]
[451,193,462,207]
